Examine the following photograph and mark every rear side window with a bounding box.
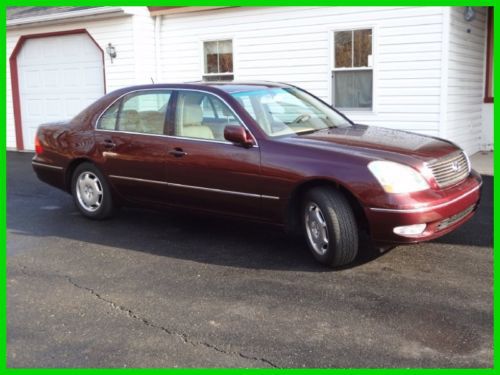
[117,91,172,135]
[97,90,172,135]
[97,101,120,130]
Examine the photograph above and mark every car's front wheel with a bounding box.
[71,162,115,220]
[303,187,358,267]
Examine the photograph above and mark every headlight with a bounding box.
[368,161,430,193]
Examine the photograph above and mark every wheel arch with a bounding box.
[285,178,369,235]
[64,157,94,193]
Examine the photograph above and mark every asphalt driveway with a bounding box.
[7,151,493,368]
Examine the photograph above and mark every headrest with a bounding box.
[120,110,139,125]
[182,103,203,126]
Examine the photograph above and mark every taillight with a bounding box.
[34,134,44,155]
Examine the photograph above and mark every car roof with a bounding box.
[192,81,294,93]
[106,81,294,98]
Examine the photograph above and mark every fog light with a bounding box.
[393,224,426,236]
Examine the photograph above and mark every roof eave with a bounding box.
[7,7,128,29]
[148,6,233,16]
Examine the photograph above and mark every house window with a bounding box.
[203,40,234,82]
[485,7,494,103]
[332,29,373,110]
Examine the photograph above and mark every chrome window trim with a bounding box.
[95,128,239,146]
[95,87,259,147]
[369,182,482,214]
[95,128,169,138]
[109,175,279,200]
[32,161,63,170]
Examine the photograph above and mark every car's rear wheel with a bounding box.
[71,162,114,220]
[303,187,358,267]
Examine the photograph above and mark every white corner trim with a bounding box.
[438,7,451,139]
[7,7,127,28]
[154,15,161,82]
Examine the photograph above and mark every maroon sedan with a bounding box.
[32,82,482,267]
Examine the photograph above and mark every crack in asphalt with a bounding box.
[15,265,279,368]
[66,277,280,368]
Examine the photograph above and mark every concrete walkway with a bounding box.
[470,151,493,176]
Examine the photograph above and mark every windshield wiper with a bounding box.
[295,128,328,135]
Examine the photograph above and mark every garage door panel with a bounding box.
[23,99,43,117]
[84,67,104,87]
[17,33,104,150]
[65,98,88,116]
[42,39,60,60]
[23,70,42,89]
[62,68,83,87]
[42,69,59,88]
[45,98,63,117]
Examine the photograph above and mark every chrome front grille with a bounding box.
[427,151,470,189]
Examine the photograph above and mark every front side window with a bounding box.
[232,87,351,137]
[116,91,172,134]
[203,40,234,82]
[174,91,242,141]
[333,29,373,110]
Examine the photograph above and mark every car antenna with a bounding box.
[151,77,155,84]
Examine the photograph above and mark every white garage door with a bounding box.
[17,33,105,150]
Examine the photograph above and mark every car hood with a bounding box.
[279,124,459,163]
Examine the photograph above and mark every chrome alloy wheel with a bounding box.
[305,202,329,255]
[76,172,103,212]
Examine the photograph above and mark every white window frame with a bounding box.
[328,25,377,114]
[200,38,235,81]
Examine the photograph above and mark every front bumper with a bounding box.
[365,171,482,244]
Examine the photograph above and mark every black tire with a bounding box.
[302,187,358,267]
[71,162,115,220]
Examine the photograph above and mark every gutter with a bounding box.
[438,7,450,140]
[148,6,231,16]
[7,7,127,28]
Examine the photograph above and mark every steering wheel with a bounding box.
[290,113,311,125]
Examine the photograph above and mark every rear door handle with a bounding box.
[102,139,116,149]
[169,148,187,158]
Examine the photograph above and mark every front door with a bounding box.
[94,90,173,204]
[165,90,262,219]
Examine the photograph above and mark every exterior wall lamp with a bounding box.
[463,7,476,34]
[106,43,117,63]
[464,7,476,22]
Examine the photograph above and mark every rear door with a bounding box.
[94,90,172,204]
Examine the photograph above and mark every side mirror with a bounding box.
[224,125,255,148]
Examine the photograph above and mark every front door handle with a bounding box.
[169,148,187,158]
[102,139,116,149]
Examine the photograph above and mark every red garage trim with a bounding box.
[9,29,106,150]
[484,7,494,103]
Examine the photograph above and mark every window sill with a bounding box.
[338,109,376,115]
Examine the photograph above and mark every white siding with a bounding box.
[481,104,493,150]
[445,7,487,155]
[6,11,153,149]
[131,9,156,84]
[159,6,445,136]
[7,6,489,153]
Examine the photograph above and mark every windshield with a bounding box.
[231,87,351,137]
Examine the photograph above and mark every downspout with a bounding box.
[438,7,450,140]
[154,15,161,82]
